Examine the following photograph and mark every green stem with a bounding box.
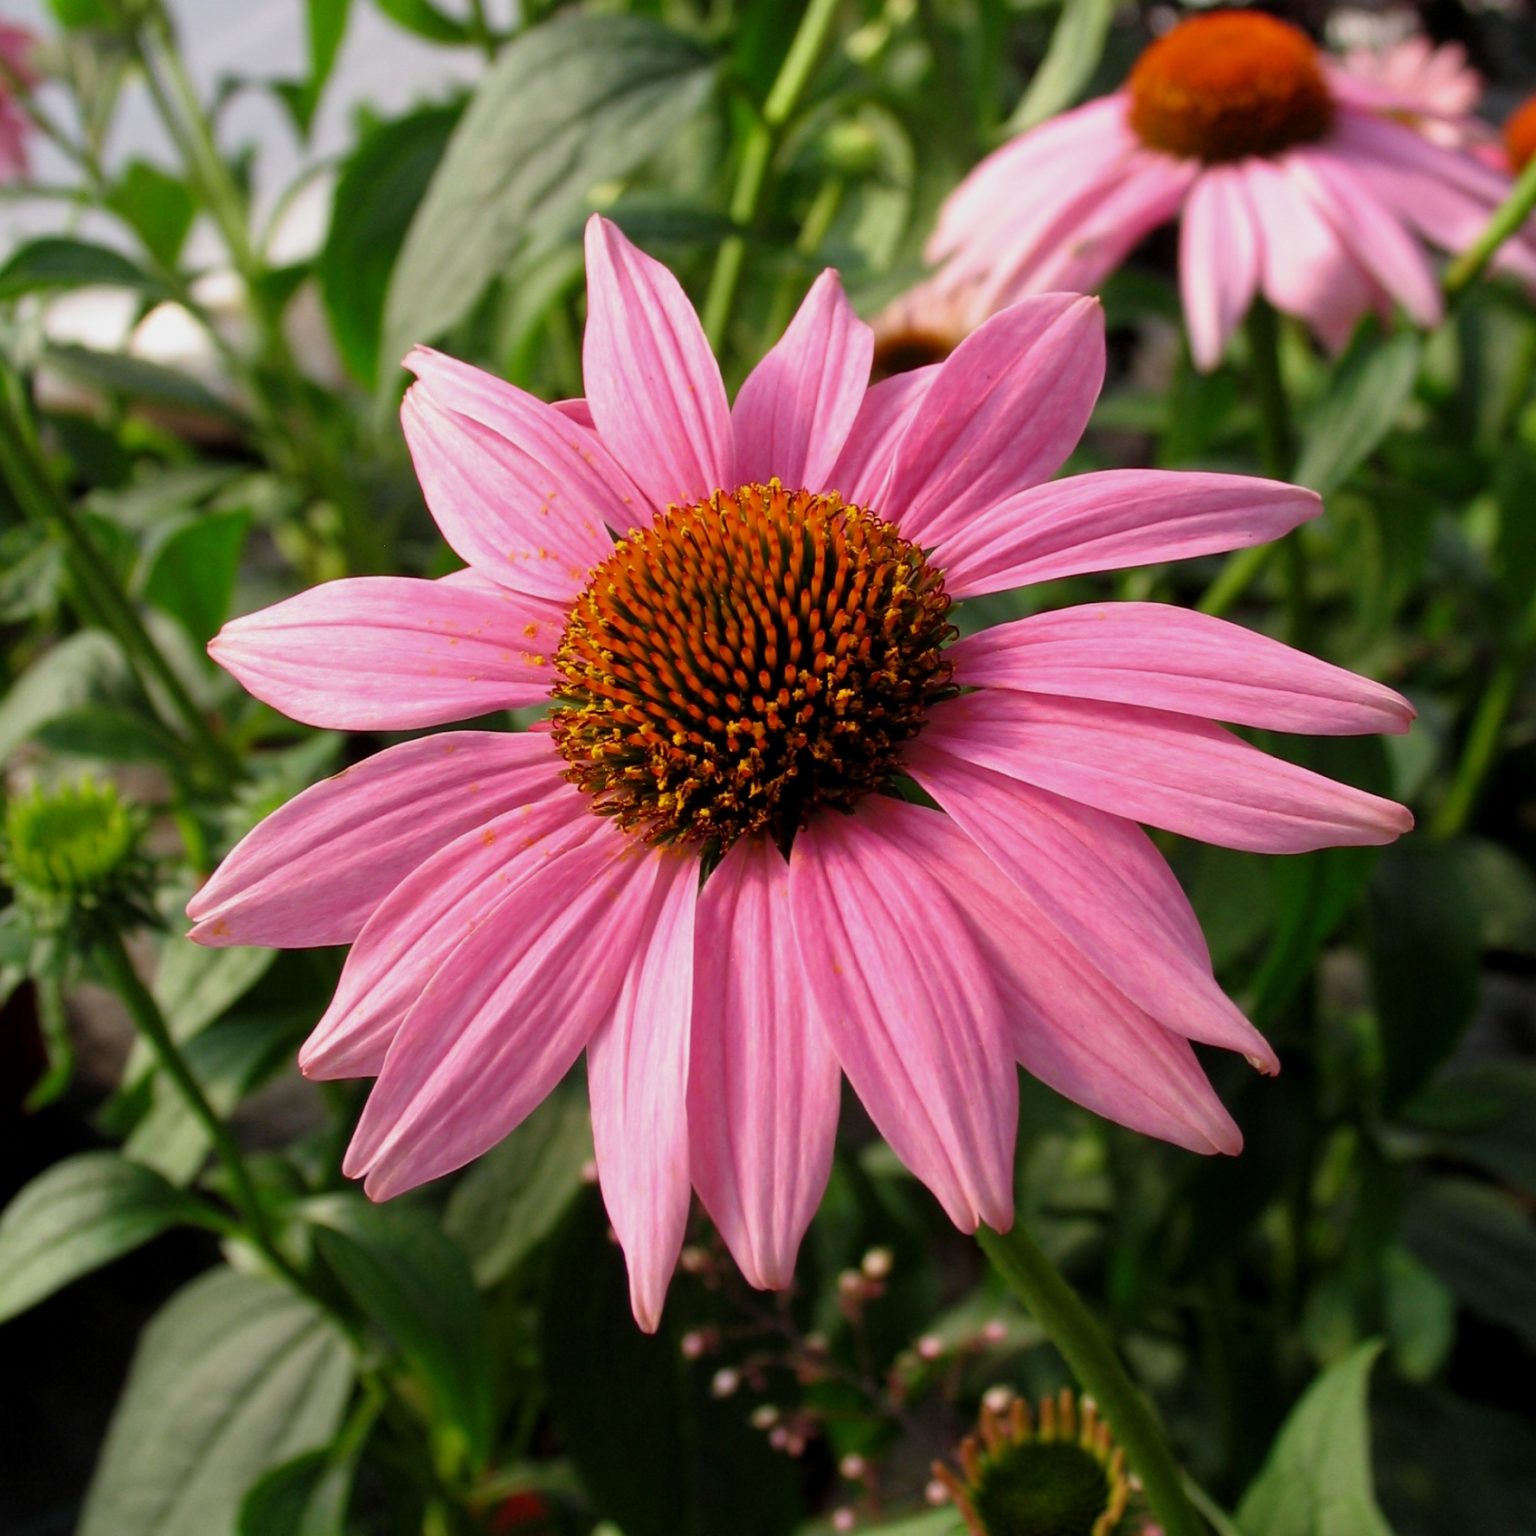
[977,1222,1207,1536]
[1430,580,1536,837]
[92,929,288,1270]
[1444,152,1536,297]
[701,0,843,349]
[0,391,239,782]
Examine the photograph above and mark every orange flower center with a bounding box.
[1127,11,1335,163]
[1505,94,1536,173]
[551,482,955,851]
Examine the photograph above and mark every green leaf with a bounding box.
[1403,1063,1536,1193]
[78,1268,354,1536]
[239,1448,354,1536]
[1366,838,1482,1109]
[1237,1340,1396,1536]
[443,1087,592,1286]
[1382,1246,1455,1383]
[106,161,196,268]
[44,343,241,421]
[302,1194,495,1467]
[1401,1177,1536,1347]
[0,1152,199,1323]
[372,0,471,44]
[0,236,167,302]
[46,0,115,25]
[1005,0,1114,133]
[1295,328,1422,495]
[0,524,65,621]
[307,0,351,104]
[542,1190,800,1536]
[35,703,183,765]
[142,509,252,645]
[382,13,715,377]
[318,104,458,385]
[0,629,132,760]
[154,937,280,1046]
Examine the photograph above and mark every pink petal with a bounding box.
[906,746,1275,1069]
[688,838,840,1291]
[824,366,939,510]
[407,348,644,534]
[932,469,1320,598]
[926,690,1413,853]
[401,372,626,602]
[1180,166,1261,371]
[588,857,699,1332]
[952,603,1415,736]
[789,799,1016,1232]
[732,270,873,492]
[582,215,733,510]
[299,783,598,1080]
[895,808,1243,1155]
[1287,152,1442,328]
[208,575,566,730]
[345,831,685,1198]
[881,295,1105,549]
[186,731,565,948]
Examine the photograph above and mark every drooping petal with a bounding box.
[588,857,699,1332]
[582,215,733,509]
[345,831,684,1198]
[299,784,598,1080]
[401,383,623,602]
[824,366,939,509]
[1180,165,1261,371]
[895,808,1243,1155]
[789,799,1016,1232]
[951,603,1415,735]
[732,270,873,491]
[932,469,1320,598]
[407,348,644,532]
[187,731,565,948]
[688,838,840,1291]
[208,576,567,730]
[881,294,1105,549]
[906,746,1275,1069]
[926,690,1413,853]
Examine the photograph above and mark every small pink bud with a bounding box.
[710,1368,740,1399]
[916,1333,944,1361]
[838,1453,867,1481]
[832,1508,856,1532]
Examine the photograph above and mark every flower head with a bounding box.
[933,1388,1143,1536]
[0,24,37,184]
[925,10,1536,370]
[1333,33,1486,149]
[191,217,1411,1329]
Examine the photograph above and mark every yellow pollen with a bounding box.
[550,481,956,851]
[1127,11,1334,163]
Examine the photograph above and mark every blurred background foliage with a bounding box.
[1,1,1535,1534]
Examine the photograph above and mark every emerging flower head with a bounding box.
[191,217,1412,1329]
[0,24,37,184]
[933,1388,1145,1536]
[925,10,1536,370]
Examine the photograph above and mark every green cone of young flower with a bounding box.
[3,778,152,939]
[933,1388,1143,1536]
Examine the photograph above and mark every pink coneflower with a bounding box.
[1333,35,1487,149]
[926,10,1536,371]
[190,216,1412,1328]
[0,24,37,183]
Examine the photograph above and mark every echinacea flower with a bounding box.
[189,216,1412,1328]
[1333,34,1487,150]
[925,10,1536,371]
[0,24,37,183]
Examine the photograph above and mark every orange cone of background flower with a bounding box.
[924,11,1536,370]
[189,217,1411,1331]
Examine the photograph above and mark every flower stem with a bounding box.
[701,0,843,350]
[1444,152,1536,297]
[1430,580,1536,837]
[0,386,239,783]
[92,930,287,1269]
[977,1221,1207,1536]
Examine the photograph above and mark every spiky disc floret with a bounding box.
[551,481,956,852]
[1128,11,1335,164]
[933,1389,1135,1536]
